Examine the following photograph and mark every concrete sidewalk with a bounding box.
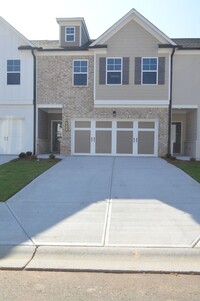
[0,157,200,272]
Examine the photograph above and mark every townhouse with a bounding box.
[1,9,200,159]
[0,17,34,155]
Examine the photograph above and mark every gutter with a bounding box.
[167,46,176,156]
[31,49,37,155]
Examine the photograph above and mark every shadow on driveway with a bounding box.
[1,156,200,260]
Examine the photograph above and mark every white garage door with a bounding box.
[72,120,158,156]
[0,118,24,154]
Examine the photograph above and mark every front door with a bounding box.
[52,121,62,153]
[172,122,182,154]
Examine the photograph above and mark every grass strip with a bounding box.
[0,159,59,202]
[173,161,200,183]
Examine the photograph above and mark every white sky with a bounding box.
[1,0,200,40]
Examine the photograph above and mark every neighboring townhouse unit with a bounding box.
[0,17,34,155]
[1,9,200,159]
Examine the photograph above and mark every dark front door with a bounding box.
[52,121,62,153]
[172,122,181,154]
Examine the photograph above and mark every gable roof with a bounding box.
[0,16,34,47]
[90,9,177,47]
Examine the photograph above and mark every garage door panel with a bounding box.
[138,131,155,155]
[75,130,91,154]
[96,131,112,154]
[117,131,133,154]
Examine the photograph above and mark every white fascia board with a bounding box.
[94,99,169,107]
[90,9,176,47]
[36,51,93,57]
[172,105,198,109]
[37,104,63,109]
[89,48,107,54]
[175,50,200,55]
[0,16,34,47]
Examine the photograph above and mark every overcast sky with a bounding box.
[1,0,200,40]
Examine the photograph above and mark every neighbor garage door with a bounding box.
[0,118,24,154]
[72,120,158,156]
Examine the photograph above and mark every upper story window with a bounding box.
[7,60,20,85]
[142,58,158,84]
[73,60,88,86]
[106,58,122,84]
[65,27,75,42]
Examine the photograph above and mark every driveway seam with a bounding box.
[191,234,200,248]
[5,202,36,246]
[102,157,115,247]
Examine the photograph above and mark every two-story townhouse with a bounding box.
[34,9,175,157]
[0,17,34,155]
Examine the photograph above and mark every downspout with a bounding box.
[31,49,37,155]
[167,47,176,156]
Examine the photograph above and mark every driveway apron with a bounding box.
[5,156,200,248]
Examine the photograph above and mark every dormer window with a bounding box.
[65,27,75,42]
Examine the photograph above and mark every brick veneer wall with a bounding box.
[37,54,168,156]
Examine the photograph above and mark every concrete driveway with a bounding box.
[1,156,200,271]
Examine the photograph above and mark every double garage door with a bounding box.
[72,120,158,156]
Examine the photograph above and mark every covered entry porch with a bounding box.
[172,107,198,158]
[37,105,62,154]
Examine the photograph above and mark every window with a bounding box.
[106,58,122,84]
[142,58,157,84]
[73,60,88,86]
[65,27,75,42]
[7,60,20,85]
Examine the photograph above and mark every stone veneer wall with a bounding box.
[37,54,168,156]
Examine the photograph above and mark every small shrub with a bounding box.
[19,152,26,158]
[165,153,172,159]
[190,157,196,162]
[26,151,32,156]
[49,153,55,159]
[171,156,177,160]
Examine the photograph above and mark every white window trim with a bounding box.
[73,59,88,87]
[65,27,75,43]
[106,57,122,85]
[141,57,158,85]
[7,59,21,85]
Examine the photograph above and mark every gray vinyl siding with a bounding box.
[122,57,129,85]
[81,26,89,46]
[95,20,169,101]
[173,54,200,105]
[60,26,80,47]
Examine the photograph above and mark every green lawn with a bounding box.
[0,159,59,202]
[173,161,200,183]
